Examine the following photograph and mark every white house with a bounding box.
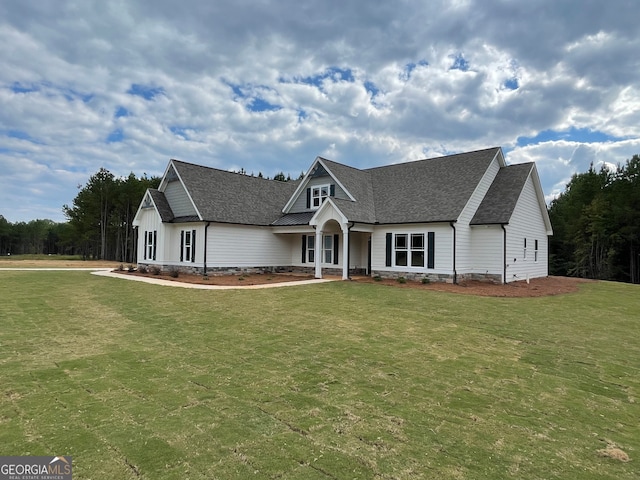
[132,147,553,284]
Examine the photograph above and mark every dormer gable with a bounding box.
[283,157,357,214]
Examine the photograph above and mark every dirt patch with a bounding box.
[597,446,631,462]
[350,275,593,297]
[0,259,122,268]
[117,269,591,296]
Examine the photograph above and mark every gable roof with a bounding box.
[170,160,298,225]
[364,147,502,224]
[148,189,175,222]
[470,163,534,225]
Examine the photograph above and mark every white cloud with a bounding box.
[0,0,639,222]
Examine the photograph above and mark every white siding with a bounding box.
[136,207,165,263]
[505,175,549,282]
[470,226,503,277]
[207,224,291,267]
[456,156,501,274]
[371,224,453,275]
[164,180,197,217]
[162,223,205,265]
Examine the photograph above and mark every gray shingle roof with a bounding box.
[319,158,377,223]
[149,189,174,222]
[171,160,298,225]
[164,147,529,227]
[365,147,501,224]
[470,163,534,225]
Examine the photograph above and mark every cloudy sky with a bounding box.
[1,0,639,223]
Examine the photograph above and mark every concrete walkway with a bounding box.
[0,267,336,290]
[92,270,336,289]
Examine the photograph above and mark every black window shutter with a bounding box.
[153,230,157,260]
[191,230,196,262]
[385,233,392,267]
[333,234,339,264]
[180,231,184,262]
[306,188,311,209]
[427,232,435,269]
[301,235,306,263]
[143,231,147,260]
[330,184,335,197]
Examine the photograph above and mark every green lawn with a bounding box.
[0,271,638,479]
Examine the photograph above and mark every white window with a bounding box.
[323,234,333,264]
[534,239,539,262]
[411,234,425,267]
[181,229,196,263]
[394,233,424,267]
[524,238,527,259]
[307,235,315,263]
[144,230,156,260]
[312,185,330,208]
[395,234,408,266]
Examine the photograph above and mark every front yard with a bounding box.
[0,270,638,479]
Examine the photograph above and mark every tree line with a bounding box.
[549,154,640,283]
[0,170,160,263]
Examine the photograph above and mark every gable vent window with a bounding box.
[180,229,196,263]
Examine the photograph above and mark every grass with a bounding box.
[0,271,638,479]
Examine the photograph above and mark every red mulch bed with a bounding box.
[117,270,591,297]
[351,275,594,297]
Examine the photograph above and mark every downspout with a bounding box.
[449,222,457,284]
[203,222,211,278]
[501,224,507,284]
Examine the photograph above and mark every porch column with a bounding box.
[315,229,323,278]
[341,225,349,280]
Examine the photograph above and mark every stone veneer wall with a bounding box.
[371,270,455,284]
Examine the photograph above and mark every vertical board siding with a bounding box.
[470,226,503,276]
[164,180,198,217]
[137,208,163,262]
[456,156,501,273]
[505,175,549,282]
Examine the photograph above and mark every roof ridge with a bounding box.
[363,146,501,173]
[171,159,297,185]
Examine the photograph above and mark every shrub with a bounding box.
[169,268,179,278]
[421,277,431,284]
[137,265,148,274]
[373,275,382,282]
[116,264,124,272]
[149,265,161,275]
[397,276,407,284]
[127,264,136,272]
